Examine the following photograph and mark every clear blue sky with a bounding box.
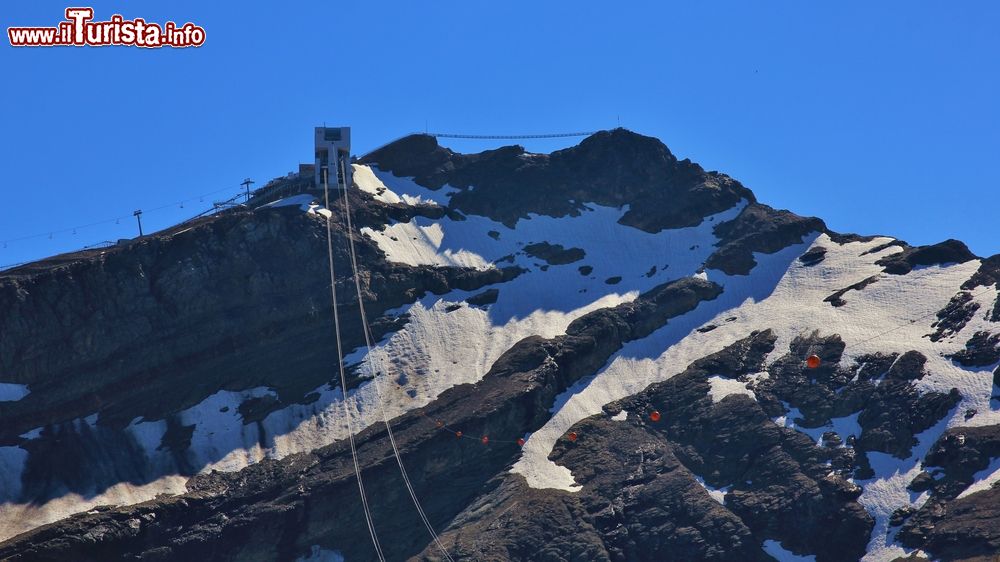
[2,1,997,268]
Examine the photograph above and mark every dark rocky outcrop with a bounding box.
[928,291,981,342]
[860,239,907,256]
[417,422,769,562]
[824,275,880,307]
[876,239,976,275]
[705,204,824,275]
[898,487,1000,561]
[907,472,936,493]
[362,129,756,232]
[897,425,1000,559]
[949,331,1000,367]
[854,352,960,460]
[522,242,586,266]
[916,425,1000,500]
[741,336,959,469]
[799,246,827,266]
[465,288,499,306]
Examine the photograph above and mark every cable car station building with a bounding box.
[314,126,352,189]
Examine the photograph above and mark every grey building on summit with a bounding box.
[314,126,352,188]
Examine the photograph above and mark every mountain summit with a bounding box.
[364,129,757,232]
[1,130,998,561]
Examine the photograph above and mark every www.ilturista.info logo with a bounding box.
[8,8,205,48]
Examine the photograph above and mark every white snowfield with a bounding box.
[1,165,996,562]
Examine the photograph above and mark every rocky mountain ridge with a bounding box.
[0,129,998,561]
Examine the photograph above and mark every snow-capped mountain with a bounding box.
[0,129,997,561]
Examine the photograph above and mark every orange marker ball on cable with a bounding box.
[455,431,463,438]
[806,354,821,369]
[481,435,489,445]
[650,410,661,422]
[568,431,578,442]
[436,420,443,428]
[517,438,525,447]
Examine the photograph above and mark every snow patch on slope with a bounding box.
[0,414,191,541]
[263,193,313,210]
[364,165,459,206]
[694,475,730,504]
[363,221,494,269]
[762,540,816,562]
[789,412,862,447]
[707,375,755,402]
[355,164,454,206]
[772,402,805,429]
[0,387,287,541]
[854,415,946,561]
[0,476,188,544]
[0,383,29,402]
[263,194,331,218]
[354,164,404,204]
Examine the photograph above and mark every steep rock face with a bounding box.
[0,204,505,440]
[897,425,1000,558]
[0,278,722,562]
[419,331,875,562]
[0,195,516,530]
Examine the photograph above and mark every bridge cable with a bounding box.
[427,131,598,140]
[360,130,604,158]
